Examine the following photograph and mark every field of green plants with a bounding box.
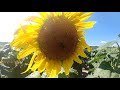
[0,35,120,78]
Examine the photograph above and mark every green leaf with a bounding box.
[88,55,106,64]
[99,61,113,71]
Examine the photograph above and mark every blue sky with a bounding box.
[85,12,120,46]
[0,12,120,46]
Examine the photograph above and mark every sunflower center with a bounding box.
[38,16,78,60]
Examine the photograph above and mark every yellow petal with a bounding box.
[71,16,81,23]
[76,44,87,58]
[63,59,73,75]
[63,12,71,18]
[77,30,85,38]
[69,12,84,20]
[21,51,39,74]
[71,12,94,24]
[54,60,61,75]
[38,59,47,73]
[76,21,96,29]
[31,55,44,71]
[14,25,28,35]
[38,12,49,19]
[14,24,40,35]
[50,69,56,78]
[79,12,94,21]
[11,38,27,48]
[13,34,30,42]
[17,45,36,59]
[11,34,37,50]
[80,37,91,52]
[25,16,43,24]
[48,60,61,78]
[55,12,62,16]
[49,12,56,17]
[73,53,82,64]
[46,60,54,76]
[77,49,87,58]
[67,12,76,19]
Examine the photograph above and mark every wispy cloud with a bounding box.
[100,41,107,44]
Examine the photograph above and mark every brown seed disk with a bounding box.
[38,16,78,60]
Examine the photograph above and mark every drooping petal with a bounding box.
[63,59,73,75]
[38,59,47,73]
[46,60,54,76]
[54,60,61,75]
[47,60,61,78]
[31,54,45,71]
[17,45,36,59]
[76,42,87,58]
[50,69,56,78]
[73,53,82,64]
[21,51,39,74]
[76,48,87,58]
[80,37,92,52]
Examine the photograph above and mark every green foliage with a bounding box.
[87,68,120,78]
[87,39,120,78]
[0,43,31,78]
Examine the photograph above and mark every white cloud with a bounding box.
[0,12,39,42]
[100,41,107,44]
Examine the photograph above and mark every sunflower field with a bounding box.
[0,12,120,78]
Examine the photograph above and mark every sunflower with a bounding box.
[11,12,96,78]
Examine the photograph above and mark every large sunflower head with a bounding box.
[11,12,96,78]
